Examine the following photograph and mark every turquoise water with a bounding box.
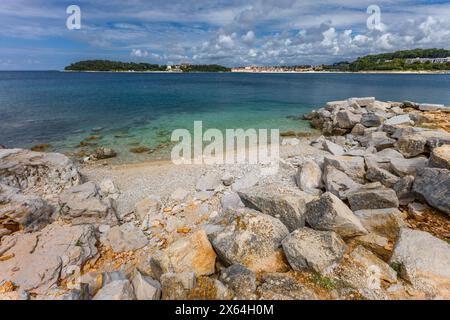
[1,71,450,162]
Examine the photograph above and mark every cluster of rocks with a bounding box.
[1,97,449,300]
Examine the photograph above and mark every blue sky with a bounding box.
[1,0,450,70]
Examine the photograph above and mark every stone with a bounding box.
[208,208,289,273]
[353,233,391,260]
[295,160,322,195]
[188,276,233,300]
[196,172,221,191]
[170,188,189,201]
[407,202,428,221]
[413,167,450,214]
[393,175,416,205]
[105,222,148,253]
[0,223,97,294]
[305,192,367,238]
[0,184,53,232]
[361,113,383,127]
[93,280,135,300]
[365,164,400,188]
[221,173,234,186]
[361,132,395,151]
[396,134,427,158]
[390,228,450,295]
[160,272,196,300]
[353,208,403,240]
[390,157,427,176]
[131,270,161,300]
[384,114,411,126]
[59,181,118,225]
[334,110,362,130]
[323,155,365,183]
[347,184,399,211]
[282,227,346,274]
[351,123,366,136]
[220,192,244,211]
[322,166,362,200]
[99,178,120,200]
[92,147,117,160]
[429,145,450,170]
[220,264,256,298]
[418,103,447,111]
[0,148,81,200]
[350,246,397,283]
[150,230,216,278]
[238,184,315,232]
[323,140,345,156]
[348,97,375,107]
[231,171,259,191]
[134,196,161,224]
[421,130,450,148]
[256,273,317,300]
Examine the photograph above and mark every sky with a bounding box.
[1,0,450,70]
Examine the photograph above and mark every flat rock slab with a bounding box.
[347,184,399,211]
[353,208,404,241]
[104,222,148,253]
[429,145,450,170]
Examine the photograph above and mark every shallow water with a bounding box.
[1,71,449,162]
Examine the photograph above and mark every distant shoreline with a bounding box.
[61,70,450,74]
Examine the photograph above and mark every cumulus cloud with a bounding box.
[131,49,149,57]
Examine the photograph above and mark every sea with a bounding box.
[1,71,449,162]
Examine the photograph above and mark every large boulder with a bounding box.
[220,264,257,299]
[282,227,346,274]
[160,272,196,300]
[208,208,289,273]
[361,132,396,151]
[353,208,404,240]
[413,167,450,215]
[334,110,362,130]
[131,270,161,300]
[361,113,384,127]
[59,181,118,225]
[196,172,221,191]
[323,156,366,183]
[350,246,397,284]
[390,156,427,176]
[256,273,316,300]
[322,165,362,200]
[238,184,315,232]
[396,134,427,158]
[0,223,98,294]
[322,140,345,156]
[305,192,367,238]
[150,230,216,278]
[365,163,399,188]
[0,184,53,232]
[429,145,450,170]
[295,160,323,195]
[0,149,81,200]
[347,184,399,211]
[390,228,450,296]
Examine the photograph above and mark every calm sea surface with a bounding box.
[1,71,450,162]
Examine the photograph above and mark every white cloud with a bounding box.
[131,49,149,57]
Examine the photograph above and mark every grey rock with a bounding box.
[59,181,118,225]
[353,233,391,260]
[396,133,427,158]
[347,184,399,211]
[0,184,53,232]
[295,160,322,195]
[393,175,416,205]
[418,103,447,111]
[93,280,135,300]
[220,264,256,298]
[160,272,196,300]
[348,97,375,107]
[353,208,404,240]
[221,192,244,211]
[282,227,346,274]
[323,140,345,156]
[384,114,411,126]
[131,270,161,300]
[208,208,289,272]
[350,246,397,283]
[334,110,362,130]
[231,171,259,191]
[351,123,366,136]
[92,147,117,160]
[238,184,315,232]
[104,222,148,253]
[305,192,367,238]
[322,165,362,200]
[361,132,396,151]
[221,173,234,186]
[361,113,384,127]
[365,164,400,188]
[134,196,161,225]
[323,155,366,183]
[407,202,428,221]
[390,156,427,176]
[0,223,98,294]
[429,144,450,170]
[413,167,450,214]
[390,228,450,290]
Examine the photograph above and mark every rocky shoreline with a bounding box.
[1,97,449,300]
